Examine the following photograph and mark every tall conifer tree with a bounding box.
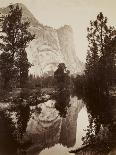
[0,4,35,89]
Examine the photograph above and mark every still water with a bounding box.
[0,95,89,155]
[39,105,89,155]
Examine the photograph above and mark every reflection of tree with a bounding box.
[16,99,30,141]
[82,92,115,149]
[0,111,17,154]
[85,93,111,124]
[54,89,71,118]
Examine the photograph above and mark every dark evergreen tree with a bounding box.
[85,12,116,93]
[0,4,35,89]
[83,13,116,146]
[54,63,70,89]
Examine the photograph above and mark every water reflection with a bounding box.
[74,88,116,154]
[75,106,89,148]
[59,97,84,148]
[40,144,74,155]
[54,89,71,118]
[16,100,30,141]
[40,106,89,155]
[0,110,17,155]
[25,95,84,155]
[0,91,88,155]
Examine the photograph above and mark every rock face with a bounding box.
[57,26,84,74]
[27,24,84,76]
[27,26,64,76]
[0,3,84,76]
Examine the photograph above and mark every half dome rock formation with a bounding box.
[0,3,84,76]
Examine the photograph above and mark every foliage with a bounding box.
[0,4,35,89]
[79,12,116,146]
[16,101,30,140]
[84,12,116,120]
[54,89,71,117]
[85,12,116,93]
[54,63,70,89]
[0,110,18,153]
[73,74,86,99]
[27,74,55,89]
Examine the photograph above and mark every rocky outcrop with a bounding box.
[57,25,84,74]
[27,26,64,76]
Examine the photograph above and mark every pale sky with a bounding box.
[0,0,116,62]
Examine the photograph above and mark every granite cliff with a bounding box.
[0,3,84,76]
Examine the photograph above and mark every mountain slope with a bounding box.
[0,3,84,76]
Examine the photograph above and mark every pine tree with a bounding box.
[0,4,35,89]
[85,12,116,92]
[54,63,70,89]
[83,12,116,146]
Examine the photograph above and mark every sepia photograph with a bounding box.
[0,0,115,155]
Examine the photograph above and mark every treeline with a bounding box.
[27,74,55,89]
[27,63,71,89]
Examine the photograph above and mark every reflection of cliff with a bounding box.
[26,102,62,154]
[25,97,84,154]
[26,119,62,155]
[59,97,84,148]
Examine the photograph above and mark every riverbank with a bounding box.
[0,87,70,110]
[0,88,53,111]
[70,143,110,155]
